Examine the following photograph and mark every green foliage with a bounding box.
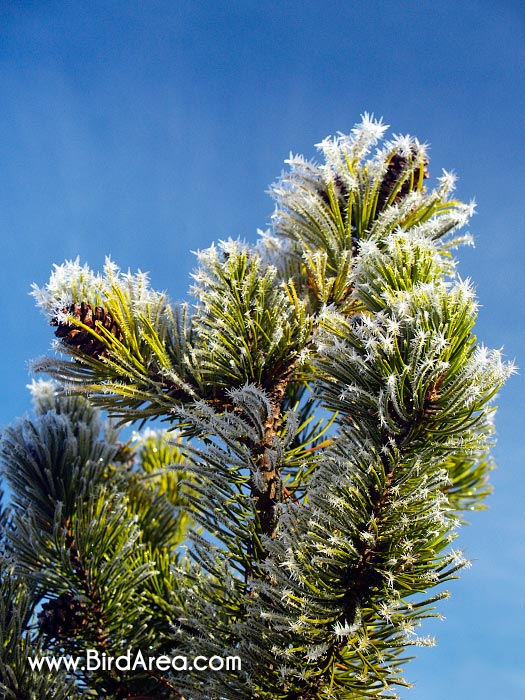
[1,116,514,699]
[1,386,192,697]
[0,560,85,700]
[190,242,313,391]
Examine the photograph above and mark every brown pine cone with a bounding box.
[376,150,429,212]
[52,302,123,358]
[37,592,89,639]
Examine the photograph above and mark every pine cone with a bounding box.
[376,150,429,213]
[317,174,350,218]
[52,302,123,358]
[37,592,89,639]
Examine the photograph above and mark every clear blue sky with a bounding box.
[1,1,524,696]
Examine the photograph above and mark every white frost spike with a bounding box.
[387,133,427,159]
[27,379,58,414]
[333,613,362,639]
[30,257,104,319]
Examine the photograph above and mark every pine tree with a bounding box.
[0,115,514,699]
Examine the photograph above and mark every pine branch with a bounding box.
[0,388,193,699]
[0,558,86,700]
[8,115,514,699]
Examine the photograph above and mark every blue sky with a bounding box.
[1,1,524,696]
